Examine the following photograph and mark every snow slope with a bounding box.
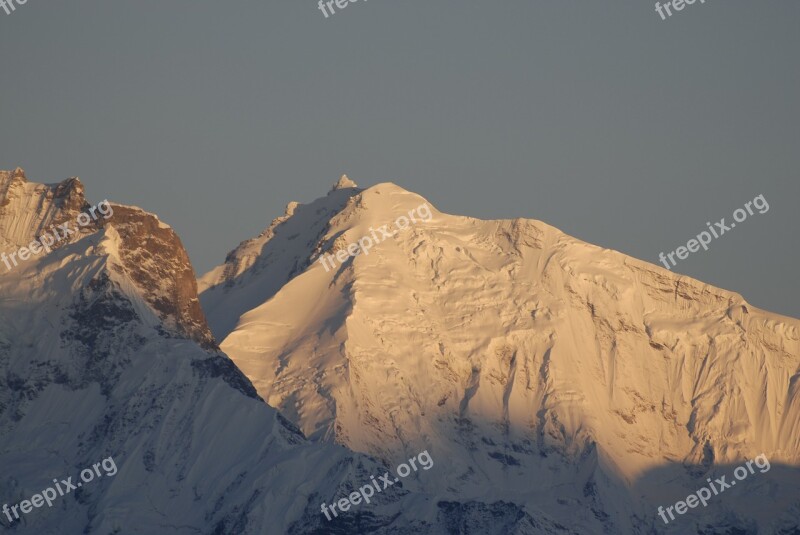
[202,176,800,534]
[0,170,565,535]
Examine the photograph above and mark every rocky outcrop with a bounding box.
[104,205,216,349]
[0,169,215,349]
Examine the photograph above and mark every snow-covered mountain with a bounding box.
[201,175,800,534]
[1,169,563,535]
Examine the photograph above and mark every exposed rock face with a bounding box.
[103,205,216,349]
[0,170,93,250]
[0,169,214,349]
[331,173,359,191]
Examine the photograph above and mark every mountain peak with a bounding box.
[0,171,215,349]
[330,174,358,192]
[0,167,28,186]
[284,201,299,217]
[203,178,800,532]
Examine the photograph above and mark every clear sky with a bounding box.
[0,1,797,317]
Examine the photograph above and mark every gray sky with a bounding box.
[1,1,797,318]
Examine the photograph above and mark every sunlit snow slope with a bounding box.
[202,176,800,534]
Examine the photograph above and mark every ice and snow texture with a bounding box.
[203,178,800,533]
[5,171,537,535]
[2,167,797,534]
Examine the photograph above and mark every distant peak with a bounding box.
[285,201,300,217]
[330,174,358,192]
[12,167,26,181]
[53,177,85,204]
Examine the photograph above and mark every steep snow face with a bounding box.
[0,168,90,251]
[3,171,549,535]
[198,176,362,340]
[204,180,800,533]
